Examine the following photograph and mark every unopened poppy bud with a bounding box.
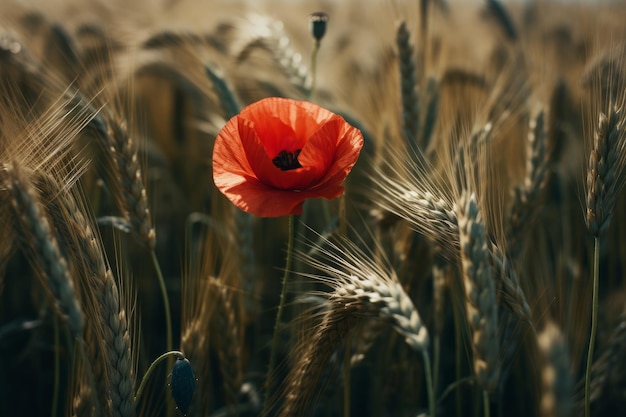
[309,12,329,42]
[170,357,196,415]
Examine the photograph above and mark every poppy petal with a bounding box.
[213,116,257,185]
[298,117,346,178]
[213,97,364,218]
[222,178,321,217]
[238,118,320,191]
[241,98,336,150]
[313,123,364,190]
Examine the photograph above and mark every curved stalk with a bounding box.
[151,249,173,352]
[135,350,185,402]
[584,237,600,417]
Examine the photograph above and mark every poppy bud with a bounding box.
[309,12,329,42]
[170,357,196,415]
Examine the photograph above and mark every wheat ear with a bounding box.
[457,191,500,393]
[1,163,84,337]
[396,21,421,153]
[38,173,136,417]
[490,244,533,326]
[371,158,458,256]
[277,306,357,417]
[538,321,573,417]
[234,14,311,93]
[101,114,156,248]
[283,235,432,417]
[585,108,626,237]
[212,282,243,405]
[508,109,550,258]
[584,107,626,417]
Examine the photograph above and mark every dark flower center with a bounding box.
[272,149,302,171]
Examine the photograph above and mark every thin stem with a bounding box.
[436,377,476,406]
[338,194,347,236]
[344,336,351,417]
[310,40,320,102]
[482,390,490,417]
[266,215,295,396]
[151,249,173,352]
[422,350,436,417]
[585,236,600,417]
[51,314,60,417]
[135,350,185,402]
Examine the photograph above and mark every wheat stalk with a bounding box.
[584,106,626,417]
[587,308,626,407]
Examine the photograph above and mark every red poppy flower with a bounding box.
[212,97,364,217]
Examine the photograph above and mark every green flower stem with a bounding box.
[135,350,185,402]
[585,236,600,417]
[338,194,347,236]
[267,215,295,396]
[422,350,436,417]
[310,40,320,102]
[151,249,173,352]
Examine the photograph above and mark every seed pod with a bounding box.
[309,12,329,42]
[170,357,196,415]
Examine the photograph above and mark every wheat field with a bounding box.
[1,0,626,416]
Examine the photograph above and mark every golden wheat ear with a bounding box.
[457,191,500,394]
[538,321,573,417]
[277,232,431,417]
[585,107,626,238]
[37,173,137,417]
[1,163,84,338]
